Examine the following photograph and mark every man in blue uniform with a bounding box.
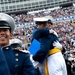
[0,49,10,75]
[0,13,39,75]
[32,17,67,75]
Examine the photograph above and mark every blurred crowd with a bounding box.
[10,6,75,75]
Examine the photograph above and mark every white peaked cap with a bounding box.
[0,13,15,33]
[33,17,48,22]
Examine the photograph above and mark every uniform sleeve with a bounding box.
[32,28,49,41]
[22,53,37,75]
[0,50,10,75]
[33,37,52,63]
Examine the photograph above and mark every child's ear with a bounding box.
[10,33,14,39]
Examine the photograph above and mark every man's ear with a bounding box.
[10,33,14,39]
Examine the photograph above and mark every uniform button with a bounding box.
[15,53,19,56]
[6,47,9,50]
[15,58,19,61]
[15,65,18,68]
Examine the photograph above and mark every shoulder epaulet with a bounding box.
[19,50,30,53]
[14,48,30,53]
[14,49,30,53]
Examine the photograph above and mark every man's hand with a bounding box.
[49,29,54,33]
[49,29,58,37]
[53,41,62,49]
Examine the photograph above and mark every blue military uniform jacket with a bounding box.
[32,28,49,42]
[0,49,10,75]
[32,28,59,62]
[2,46,36,75]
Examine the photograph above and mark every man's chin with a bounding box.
[0,42,8,47]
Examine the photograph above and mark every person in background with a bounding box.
[32,17,67,75]
[10,38,23,50]
[46,19,58,37]
[0,13,40,75]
